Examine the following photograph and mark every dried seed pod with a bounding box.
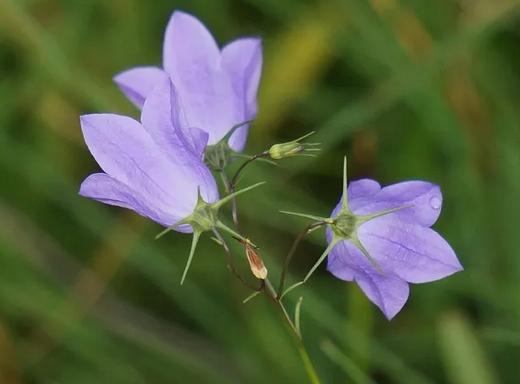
[243,240,267,280]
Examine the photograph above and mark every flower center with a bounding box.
[332,212,358,239]
[189,199,218,232]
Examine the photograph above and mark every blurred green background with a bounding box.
[1,0,520,383]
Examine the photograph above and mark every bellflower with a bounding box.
[79,78,262,283]
[114,10,263,152]
[79,78,219,231]
[283,158,463,319]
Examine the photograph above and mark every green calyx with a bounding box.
[157,182,265,240]
[156,182,264,285]
[204,120,254,170]
[205,140,232,171]
[331,211,358,238]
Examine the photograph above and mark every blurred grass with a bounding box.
[1,0,520,383]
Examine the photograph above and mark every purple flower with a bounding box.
[281,158,463,319]
[114,11,263,152]
[79,78,219,233]
[326,178,463,320]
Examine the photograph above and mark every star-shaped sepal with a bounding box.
[156,182,264,284]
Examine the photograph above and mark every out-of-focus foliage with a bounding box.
[0,0,519,382]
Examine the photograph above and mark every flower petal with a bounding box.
[348,179,381,201]
[163,11,238,145]
[140,78,209,160]
[358,215,463,284]
[326,237,409,320]
[140,79,219,204]
[187,127,210,160]
[354,270,410,320]
[79,173,193,231]
[80,113,204,219]
[113,67,168,109]
[163,11,220,74]
[352,181,443,227]
[326,239,357,281]
[140,78,193,160]
[222,38,262,151]
[330,179,382,217]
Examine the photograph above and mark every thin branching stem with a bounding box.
[277,221,326,297]
[264,281,321,384]
[218,152,269,229]
[215,155,322,384]
[230,151,269,188]
[212,229,262,292]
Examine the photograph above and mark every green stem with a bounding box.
[298,344,323,384]
[217,165,322,384]
[230,151,269,187]
[264,279,322,384]
[277,221,325,297]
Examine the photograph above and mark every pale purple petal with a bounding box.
[139,76,204,158]
[140,78,194,161]
[113,67,168,108]
[80,173,193,231]
[163,11,220,74]
[187,127,210,159]
[330,179,382,218]
[140,79,219,204]
[348,179,381,209]
[358,215,463,283]
[80,113,206,219]
[228,126,249,153]
[326,239,357,281]
[352,181,443,227]
[163,11,239,145]
[80,173,134,210]
[327,237,409,319]
[222,38,263,151]
[354,269,410,320]
[222,37,262,118]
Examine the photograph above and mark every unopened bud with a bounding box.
[268,131,320,160]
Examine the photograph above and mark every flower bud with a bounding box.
[269,142,304,160]
[268,131,320,160]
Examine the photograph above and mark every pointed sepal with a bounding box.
[180,230,202,285]
[351,234,383,273]
[357,204,414,224]
[222,119,255,142]
[279,210,329,223]
[155,217,190,239]
[211,181,265,210]
[281,237,339,298]
[341,156,349,211]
